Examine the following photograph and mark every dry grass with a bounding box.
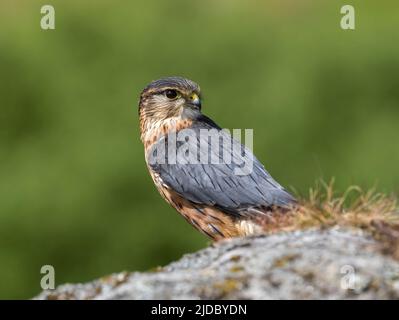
[262,180,399,259]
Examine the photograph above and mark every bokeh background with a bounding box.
[0,0,398,299]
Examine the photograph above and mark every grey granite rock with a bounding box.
[35,227,399,300]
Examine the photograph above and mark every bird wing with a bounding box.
[148,116,295,216]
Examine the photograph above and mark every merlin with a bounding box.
[139,77,296,240]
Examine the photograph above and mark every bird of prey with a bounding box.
[139,77,296,240]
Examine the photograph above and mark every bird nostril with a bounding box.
[192,99,201,108]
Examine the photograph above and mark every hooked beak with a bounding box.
[189,93,201,109]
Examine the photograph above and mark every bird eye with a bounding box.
[164,89,178,99]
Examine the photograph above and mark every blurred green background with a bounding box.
[0,0,398,299]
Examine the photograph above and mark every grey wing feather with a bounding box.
[148,119,295,215]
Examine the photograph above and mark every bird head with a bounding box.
[139,77,202,123]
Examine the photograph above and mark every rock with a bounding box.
[35,227,399,300]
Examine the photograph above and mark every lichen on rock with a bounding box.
[35,227,399,300]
